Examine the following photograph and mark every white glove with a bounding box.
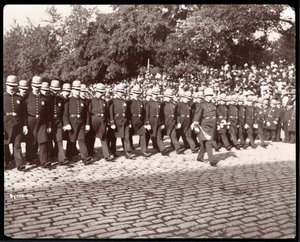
[237,124,240,128]
[221,119,226,124]
[227,122,231,126]
[253,124,258,129]
[129,124,132,128]
[190,123,195,130]
[111,124,116,130]
[266,122,270,126]
[217,125,220,130]
[176,123,182,129]
[85,125,90,131]
[244,124,249,129]
[23,126,28,135]
[47,127,52,133]
[160,124,165,130]
[194,127,200,133]
[220,123,224,128]
[273,121,278,125]
[63,124,72,131]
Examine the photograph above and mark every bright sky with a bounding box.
[3,4,114,33]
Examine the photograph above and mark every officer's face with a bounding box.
[52,89,60,95]
[80,91,86,99]
[32,86,40,94]
[6,85,15,93]
[19,89,27,96]
[72,89,80,97]
[205,95,213,102]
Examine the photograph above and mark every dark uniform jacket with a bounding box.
[193,100,217,141]
[245,105,255,134]
[227,104,239,134]
[145,99,164,137]
[216,104,228,134]
[109,98,130,138]
[4,92,27,145]
[238,105,246,127]
[25,93,51,145]
[177,101,193,133]
[89,97,109,140]
[162,101,177,136]
[265,106,279,130]
[128,98,146,136]
[287,105,295,132]
[64,96,90,142]
[254,107,265,134]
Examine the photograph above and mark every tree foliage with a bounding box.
[4,4,295,83]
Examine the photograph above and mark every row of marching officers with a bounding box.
[4,75,296,171]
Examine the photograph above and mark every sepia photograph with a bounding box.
[3,4,296,239]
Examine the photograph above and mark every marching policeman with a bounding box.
[237,95,247,149]
[89,83,115,162]
[227,95,241,150]
[4,75,28,171]
[265,98,280,142]
[176,91,198,153]
[162,89,185,154]
[25,76,51,168]
[81,84,95,157]
[63,80,92,164]
[128,85,151,157]
[109,83,135,159]
[192,88,217,166]
[244,96,257,148]
[48,80,70,166]
[216,93,232,150]
[253,97,268,148]
[287,99,295,143]
[145,87,168,156]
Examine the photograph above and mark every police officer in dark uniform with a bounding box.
[287,98,295,143]
[25,76,51,168]
[48,80,70,166]
[192,87,217,166]
[4,75,28,171]
[63,80,92,164]
[265,98,280,142]
[128,85,151,157]
[244,95,257,148]
[81,84,95,157]
[162,88,185,154]
[237,95,247,149]
[176,91,198,153]
[253,97,268,148]
[89,83,114,162]
[216,93,232,150]
[145,87,168,156]
[227,95,241,150]
[109,83,135,159]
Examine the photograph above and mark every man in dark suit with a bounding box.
[89,83,115,162]
[192,88,217,166]
[109,83,135,159]
[145,87,168,156]
[128,85,151,157]
[63,80,92,164]
[25,76,51,168]
[4,75,28,171]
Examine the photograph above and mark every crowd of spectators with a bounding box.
[87,60,295,101]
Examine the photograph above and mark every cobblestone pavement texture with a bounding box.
[4,138,296,239]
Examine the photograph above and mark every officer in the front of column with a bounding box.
[4,75,28,171]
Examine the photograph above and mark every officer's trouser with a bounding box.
[26,141,48,166]
[77,139,89,158]
[120,126,132,153]
[197,140,214,162]
[95,135,110,159]
[238,126,246,145]
[266,129,276,142]
[220,133,230,148]
[246,127,255,146]
[5,137,24,168]
[283,122,289,143]
[152,127,165,152]
[169,129,181,151]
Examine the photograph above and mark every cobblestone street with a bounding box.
[4,141,296,239]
